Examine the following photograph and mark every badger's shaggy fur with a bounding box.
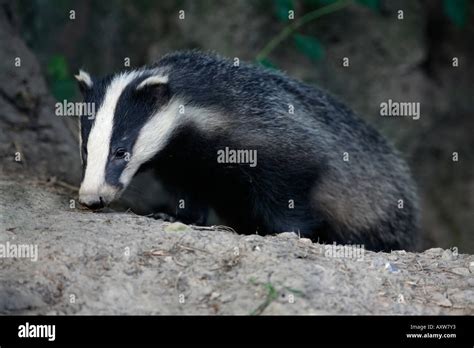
[77,51,419,251]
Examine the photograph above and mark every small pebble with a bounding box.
[424,247,443,255]
[243,235,262,242]
[371,257,386,268]
[221,294,235,303]
[210,292,220,300]
[299,238,312,244]
[469,261,474,273]
[393,250,407,255]
[164,222,189,233]
[385,262,400,274]
[278,232,298,239]
[200,287,213,296]
[441,249,454,261]
[437,298,453,307]
[432,292,452,307]
[449,290,474,303]
[451,267,470,276]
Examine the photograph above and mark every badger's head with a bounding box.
[75,69,177,210]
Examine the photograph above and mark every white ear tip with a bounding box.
[75,70,93,88]
[137,75,169,90]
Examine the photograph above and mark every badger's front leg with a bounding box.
[151,197,209,226]
[151,212,177,222]
[150,209,208,225]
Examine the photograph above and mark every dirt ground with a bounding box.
[1,176,473,315]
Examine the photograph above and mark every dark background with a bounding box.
[1,0,473,252]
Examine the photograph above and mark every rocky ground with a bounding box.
[1,177,473,315]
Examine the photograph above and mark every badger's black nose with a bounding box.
[80,197,105,210]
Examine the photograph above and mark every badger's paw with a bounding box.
[150,212,177,222]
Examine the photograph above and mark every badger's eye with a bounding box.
[114,148,127,159]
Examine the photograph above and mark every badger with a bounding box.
[75,50,419,251]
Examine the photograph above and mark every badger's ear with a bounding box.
[136,75,168,89]
[135,75,170,102]
[74,69,93,95]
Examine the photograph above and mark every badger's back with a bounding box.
[150,51,419,251]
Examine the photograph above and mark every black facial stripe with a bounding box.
[109,75,159,148]
[104,161,125,189]
[104,74,171,187]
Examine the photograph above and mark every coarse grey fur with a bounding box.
[78,50,420,252]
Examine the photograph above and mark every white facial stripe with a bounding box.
[184,105,227,132]
[119,98,182,185]
[74,69,93,88]
[119,101,228,187]
[79,72,142,198]
[136,75,169,90]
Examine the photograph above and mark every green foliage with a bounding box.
[124,0,155,12]
[293,34,325,62]
[304,0,339,7]
[249,281,279,315]
[274,0,294,22]
[47,55,68,80]
[46,55,75,101]
[264,282,279,300]
[257,57,278,69]
[48,0,73,12]
[266,0,355,67]
[356,0,380,11]
[443,0,468,27]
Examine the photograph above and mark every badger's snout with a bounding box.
[78,195,105,210]
[78,183,121,210]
